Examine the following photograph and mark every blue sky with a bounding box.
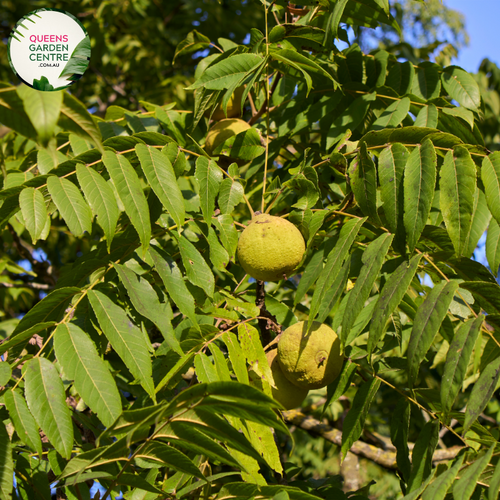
[447,0,500,72]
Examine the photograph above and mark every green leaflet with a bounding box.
[294,245,325,307]
[390,398,411,482]
[114,263,182,354]
[195,156,223,225]
[135,143,185,229]
[464,355,500,433]
[452,445,494,500]
[223,331,249,384]
[407,280,459,387]
[486,218,500,276]
[324,0,349,45]
[368,254,422,356]
[4,390,43,456]
[463,189,491,258]
[422,449,465,500]
[24,357,74,459]
[412,63,441,100]
[404,138,437,253]
[482,151,500,225]
[323,360,357,412]
[0,422,13,500]
[54,323,122,427]
[19,186,48,244]
[440,147,477,256]
[340,233,393,346]
[17,84,62,146]
[489,455,500,500]
[406,420,439,494]
[414,104,439,128]
[386,62,414,96]
[102,149,151,254]
[173,29,211,63]
[308,217,366,330]
[47,175,93,237]
[459,281,500,315]
[378,143,409,247]
[177,234,215,298]
[441,316,483,419]
[341,377,381,460]
[187,53,263,90]
[441,65,481,110]
[372,97,410,130]
[349,142,380,223]
[59,36,91,78]
[88,289,155,399]
[148,245,199,330]
[218,177,244,214]
[76,164,120,251]
[58,91,104,153]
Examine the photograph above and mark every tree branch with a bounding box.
[283,410,463,470]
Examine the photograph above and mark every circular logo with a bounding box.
[8,9,90,92]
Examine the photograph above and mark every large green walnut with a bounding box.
[207,87,245,121]
[236,214,305,282]
[277,321,343,390]
[205,118,250,157]
[266,349,308,410]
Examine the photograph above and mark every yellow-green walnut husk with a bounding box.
[236,214,305,282]
[205,118,250,157]
[207,87,245,121]
[277,321,343,390]
[266,349,308,410]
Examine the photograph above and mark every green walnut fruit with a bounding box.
[205,118,251,157]
[207,87,245,121]
[277,321,343,390]
[236,214,305,282]
[266,349,308,410]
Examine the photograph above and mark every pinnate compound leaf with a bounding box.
[422,449,465,500]
[195,156,223,225]
[486,218,500,276]
[19,187,48,244]
[102,150,151,253]
[76,164,119,250]
[440,147,477,256]
[17,84,62,146]
[135,143,185,229]
[390,398,411,482]
[58,91,104,153]
[452,444,494,500]
[407,280,459,387]
[54,323,122,427]
[88,289,154,398]
[4,390,43,456]
[482,152,500,225]
[25,357,74,459]
[404,138,437,253]
[349,142,379,224]
[308,217,366,330]
[47,176,93,237]
[368,254,422,355]
[340,233,393,346]
[464,355,500,433]
[441,316,483,419]
[406,420,439,494]
[0,422,13,500]
[441,66,481,110]
[148,245,198,329]
[341,377,380,460]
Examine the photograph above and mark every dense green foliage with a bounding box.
[2,1,500,499]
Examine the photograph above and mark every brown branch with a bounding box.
[0,282,53,290]
[283,411,463,470]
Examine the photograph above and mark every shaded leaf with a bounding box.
[453,445,494,500]
[486,218,500,277]
[174,29,210,62]
[25,357,74,459]
[0,422,13,500]
[390,398,411,482]
[372,97,410,130]
[422,450,465,500]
